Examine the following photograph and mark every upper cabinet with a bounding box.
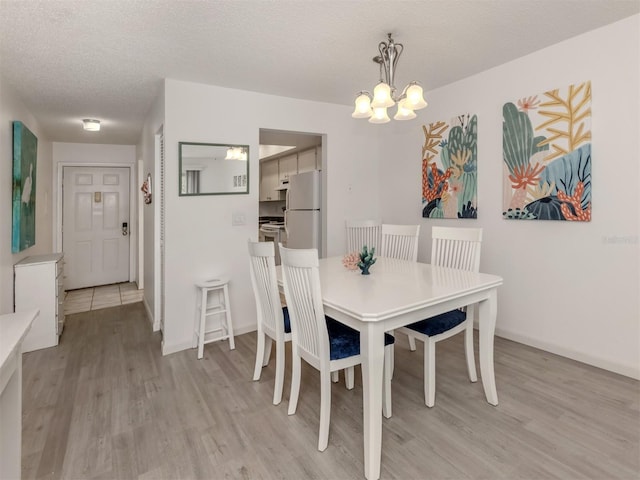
[278,154,297,182]
[297,148,317,173]
[259,159,279,201]
[259,145,321,201]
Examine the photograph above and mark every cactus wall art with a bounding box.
[503,81,591,221]
[421,114,478,219]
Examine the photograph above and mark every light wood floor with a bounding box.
[22,302,640,479]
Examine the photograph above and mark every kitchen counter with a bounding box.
[259,222,287,264]
[259,216,284,225]
[1,309,38,480]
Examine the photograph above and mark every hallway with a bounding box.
[64,282,143,315]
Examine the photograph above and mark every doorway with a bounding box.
[62,166,131,290]
[258,129,326,257]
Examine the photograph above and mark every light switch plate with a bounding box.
[232,212,246,226]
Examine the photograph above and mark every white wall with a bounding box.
[137,88,165,327]
[160,79,380,354]
[0,78,54,314]
[378,15,640,378]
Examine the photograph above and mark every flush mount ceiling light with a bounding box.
[82,119,101,131]
[352,34,428,123]
[225,146,247,161]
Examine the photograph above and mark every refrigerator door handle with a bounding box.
[284,209,289,237]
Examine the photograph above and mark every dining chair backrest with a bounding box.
[431,226,483,272]
[380,224,421,262]
[279,245,329,369]
[345,218,382,253]
[248,241,284,337]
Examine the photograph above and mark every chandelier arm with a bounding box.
[378,34,404,101]
[378,41,391,85]
[389,43,403,96]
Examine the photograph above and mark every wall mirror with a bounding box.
[179,142,249,196]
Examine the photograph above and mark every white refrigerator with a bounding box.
[285,170,321,251]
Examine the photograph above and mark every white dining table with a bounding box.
[278,256,503,480]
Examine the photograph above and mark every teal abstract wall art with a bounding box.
[421,113,478,219]
[12,121,38,253]
[502,81,591,221]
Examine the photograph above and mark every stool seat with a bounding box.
[195,277,235,359]
[196,277,229,289]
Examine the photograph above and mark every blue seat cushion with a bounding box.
[325,317,395,361]
[405,309,466,337]
[282,306,292,334]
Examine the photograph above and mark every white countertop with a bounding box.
[0,309,39,391]
[14,252,64,267]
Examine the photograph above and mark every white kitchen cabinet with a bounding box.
[0,309,38,480]
[14,253,65,353]
[297,147,317,173]
[260,159,280,201]
[278,154,298,182]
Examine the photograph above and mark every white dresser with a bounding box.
[14,253,65,353]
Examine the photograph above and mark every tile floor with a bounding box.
[64,282,144,315]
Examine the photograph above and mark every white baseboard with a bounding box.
[494,327,640,380]
[161,339,195,356]
[234,324,257,336]
[142,297,157,330]
[160,324,257,357]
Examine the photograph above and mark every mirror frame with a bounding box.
[178,141,250,196]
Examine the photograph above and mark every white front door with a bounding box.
[63,166,130,290]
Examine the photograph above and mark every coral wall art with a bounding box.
[421,113,478,219]
[503,81,591,221]
[12,121,38,253]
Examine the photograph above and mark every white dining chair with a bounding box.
[279,245,394,451]
[379,224,420,261]
[397,226,483,407]
[345,218,382,253]
[248,241,292,405]
[379,223,421,358]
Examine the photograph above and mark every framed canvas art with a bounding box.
[502,81,591,221]
[12,121,38,253]
[422,113,478,219]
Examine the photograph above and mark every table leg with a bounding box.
[360,323,385,480]
[479,289,499,405]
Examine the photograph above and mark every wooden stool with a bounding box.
[195,277,235,359]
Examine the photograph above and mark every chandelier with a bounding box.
[352,34,427,123]
[225,146,247,161]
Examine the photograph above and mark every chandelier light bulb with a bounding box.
[394,101,416,121]
[371,82,395,109]
[352,93,373,118]
[404,83,428,110]
[368,107,390,124]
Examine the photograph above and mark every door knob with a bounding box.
[122,222,128,236]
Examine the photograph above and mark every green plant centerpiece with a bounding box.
[358,245,377,275]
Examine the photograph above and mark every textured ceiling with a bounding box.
[1,0,638,145]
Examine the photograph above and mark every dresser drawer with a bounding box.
[14,252,65,352]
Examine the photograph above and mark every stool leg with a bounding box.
[223,284,235,350]
[197,288,207,359]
